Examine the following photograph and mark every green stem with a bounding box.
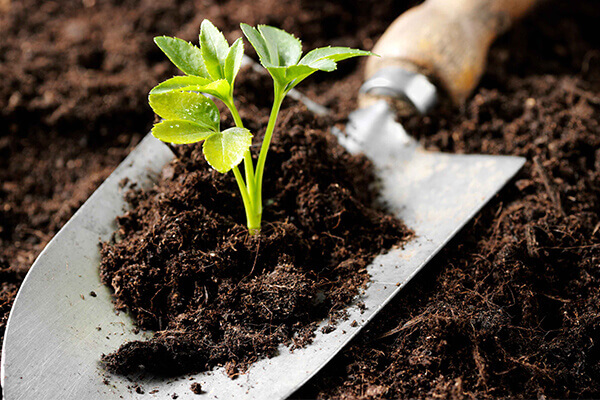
[254,85,285,214]
[225,98,261,235]
[225,99,256,193]
[232,166,260,233]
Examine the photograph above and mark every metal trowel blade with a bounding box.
[1,101,524,399]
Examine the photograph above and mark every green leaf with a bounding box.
[257,25,302,67]
[241,24,373,92]
[264,64,314,91]
[263,66,287,88]
[224,38,244,85]
[203,127,252,173]
[300,47,374,71]
[152,120,216,144]
[200,19,230,80]
[149,77,231,102]
[149,91,219,132]
[284,65,318,88]
[198,79,231,100]
[154,36,210,78]
[240,23,271,67]
[241,23,302,68]
[301,57,336,72]
[150,76,212,95]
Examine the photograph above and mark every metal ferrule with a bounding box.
[359,67,438,114]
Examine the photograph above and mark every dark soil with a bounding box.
[1,0,599,398]
[190,382,203,394]
[295,2,600,399]
[0,0,411,369]
[99,94,411,374]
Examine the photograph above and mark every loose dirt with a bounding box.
[1,0,599,398]
[100,83,411,374]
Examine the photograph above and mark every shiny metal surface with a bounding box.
[2,100,524,399]
[360,67,438,114]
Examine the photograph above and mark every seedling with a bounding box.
[149,20,372,234]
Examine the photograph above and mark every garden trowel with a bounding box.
[2,0,538,398]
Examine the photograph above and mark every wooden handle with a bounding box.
[363,0,539,106]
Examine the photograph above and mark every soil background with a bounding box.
[1,0,599,398]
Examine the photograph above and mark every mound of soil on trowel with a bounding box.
[99,101,412,376]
